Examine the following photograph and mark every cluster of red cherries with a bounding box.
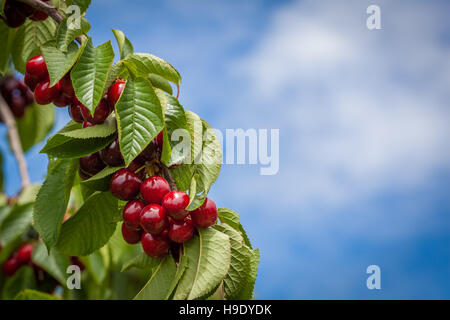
[1,0,49,28]
[111,169,218,258]
[0,75,34,119]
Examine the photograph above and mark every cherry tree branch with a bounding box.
[0,94,30,190]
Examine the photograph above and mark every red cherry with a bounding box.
[34,80,59,105]
[123,200,145,230]
[168,218,195,243]
[107,79,126,107]
[110,168,142,201]
[82,121,94,128]
[155,130,163,151]
[127,158,146,181]
[24,73,40,92]
[10,95,26,118]
[3,3,26,28]
[162,191,190,221]
[79,152,106,176]
[190,198,218,228]
[140,176,170,205]
[121,223,142,244]
[59,74,74,97]
[140,204,168,234]
[100,138,124,167]
[29,1,50,21]
[15,1,35,17]
[26,55,48,81]
[68,103,84,123]
[2,256,20,277]
[17,244,34,265]
[70,257,85,271]
[141,232,170,258]
[53,91,72,107]
[92,98,111,124]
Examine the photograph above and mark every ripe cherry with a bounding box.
[59,74,74,97]
[140,204,168,234]
[141,232,170,258]
[2,256,19,277]
[10,95,26,118]
[70,257,85,271]
[34,80,59,105]
[162,191,189,221]
[17,244,34,265]
[15,1,35,17]
[29,0,49,21]
[92,98,111,124]
[26,55,48,81]
[53,92,72,107]
[82,121,94,128]
[79,152,105,176]
[127,158,146,181]
[69,103,84,123]
[100,138,124,167]
[107,79,126,107]
[190,198,218,228]
[155,130,163,151]
[121,223,142,245]
[3,2,26,28]
[78,168,91,180]
[123,200,145,230]
[140,176,170,205]
[24,73,40,92]
[110,168,142,201]
[168,217,195,243]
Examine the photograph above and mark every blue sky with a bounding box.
[2,0,450,299]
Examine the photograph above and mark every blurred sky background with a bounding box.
[1,0,450,299]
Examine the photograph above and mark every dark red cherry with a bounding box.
[69,103,84,123]
[70,257,85,271]
[127,158,146,180]
[141,232,170,258]
[155,130,163,151]
[140,204,168,234]
[0,76,19,98]
[110,168,142,201]
[107,79,126,107]
[190,198,218,228]
[53,91,72,107]
[123,200,145,230]
[2,256,20,277]
[14,1,35,17]
[162,191,189,221]
[100,138,124,167]
[82,121,94,128]
[121,223,142,244]
[17,244,34,265]
[140,176,170,205]
[168,217,195,243]
[59,73,74,97]
[3,2,26,28]
[34,80,59,105]
[24,73,40,92]
[78,168,91,180]
[79,152,106,176]
[10,95,26,118]
[29,0,50,21]
[72,96,92,122]
[26,55,48,81]
[92,98,111,124]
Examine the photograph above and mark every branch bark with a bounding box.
[0,94,30,190]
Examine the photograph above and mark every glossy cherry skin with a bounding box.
[92,98,111,124]
[141,232,170,258]
[123,200,145,230]
[79,152,105,176]
[107,79,126,106]
[140,176,171,205]
[17,244,34,265]
[24,73,40,92]
[168,218,195,243]
[140,204,168,234]
[127,158,146,181]
[162,191,190,221]
[34,80,59,105]
[2,256,20,277]
[121,223,142,245]
[190,198,218,228]
[53,91,72,107]
[68,103,84,123]
[26,55,48,81]
[100,138,124,167]
[155,130,163,151]
[110,168,142,201]
[59,74,74,97]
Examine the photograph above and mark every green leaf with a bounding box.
[67,0,91,14]
[134,256,178,300]
[81,166,122,191]
[11,19,57,74]
[234,248,260,300]
[215,224,250,299]
[173,228,231,300]
[33,159,78,249]
[0,20,15,74]
[16,104,55,152]
[0,203,33,246]
[166,257,188,299]
[104,61,129,94]
[148,74,173,95]
[2,267,36,300]
[71,38,115,113]
[56,192,120,256]
[123,53,181,86]
[41,39,88,87]
[14,289,61,300]
[83,249,109,284]
[56,17,90,52]
[32,242,70,285]
[218,208,252,248]
[170,164,194,192]
[60,117,116,139]
[115,77,164,165]
[121,251,161,272]
[112,29,134,60]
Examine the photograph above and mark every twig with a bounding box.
[17,0,83,44]
[0,94,31,190]
[161,164,177,191]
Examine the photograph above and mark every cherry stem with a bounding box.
[160,164,177,191]
[0,93,31,191]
